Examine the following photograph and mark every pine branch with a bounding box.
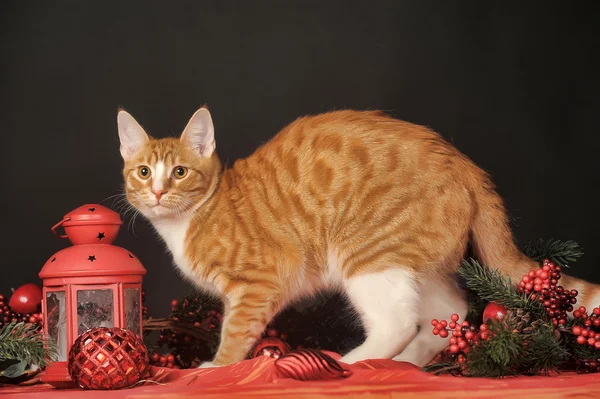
[458,259,546,319]
[521,324,567,375]
[523,239,583,268]
[0,322,57,368]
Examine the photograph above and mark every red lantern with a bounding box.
[38,204,146,388]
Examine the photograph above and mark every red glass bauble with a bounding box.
[483,302,508,322]
[274,349,352,381]
[9,283,42,314]
[251,337,291,359]
[68,327,149,390]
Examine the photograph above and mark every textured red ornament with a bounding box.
[483,302,508,322]
[274,349,353,381]
[68,327,149,390]
[8,283,42,314]
[251,337,291,359]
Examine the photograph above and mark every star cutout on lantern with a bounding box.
[88,207,96,212]
[88,255,96,262]
[128,254,134,259]
[51,257,56,263]
[97,232,105,240]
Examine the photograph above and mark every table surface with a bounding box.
[2,355,600,399]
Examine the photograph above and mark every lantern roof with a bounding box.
[39,244,146,279]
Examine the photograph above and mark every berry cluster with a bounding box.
[571,307,600,349]
[518,259,578,327]
[432,314,491,365]
[0,293,43,330]
[148,296,223,368]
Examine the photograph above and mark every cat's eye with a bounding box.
[137,166,151,179]
[173,166,188,179]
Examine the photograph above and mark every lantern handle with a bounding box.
[51,217,71,239]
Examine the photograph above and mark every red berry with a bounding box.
[440,320,448,328]
[167,354,175,363]
[539,271,549,280]
[534,284,543,292]
[151,352,159,362]
[458,340,467,349]
[28,316,37,324]
[431,319,439,326]
[433,328,440,335]
[480,332,489,340]
[450,338,457,345]
[266,328,279,337]
[596,341,600,350]
[594,308,600,316]
[171,299,178,308]
[525,283,533,291]
[458,355,466,364]
[465,331,474,340]
[577,336,587,345]
[480,324,488,332]
[451,314,459,322]
[159,355,167,364]
[574,310,582,318]
[449,322,456,329]
[439,329,449,338]
[572,326,583,336]
[594,319,600,328]
[194,321,201,328]
[589,338,597,346]
[579,306,587,314]
[461,321,470,326]
[449,344,459,353]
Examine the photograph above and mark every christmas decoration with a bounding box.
[424,238,599,378]
[8,284,43,315]
[0,292,44,331]
[251,337,291,359]
[68,327,149,390]
[482,302,507,322]
[274,349,352,381]
[0,321,57,384]
[39,204,146,387]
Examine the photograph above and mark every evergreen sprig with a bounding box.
[523,239,583,268]
[458,259,546,319]
[0,322,57,368]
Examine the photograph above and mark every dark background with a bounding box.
[1,1,598,318]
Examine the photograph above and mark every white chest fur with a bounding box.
[151,214,195,281]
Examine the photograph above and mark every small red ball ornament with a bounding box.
[9,283,43,314]
[483,302,508,322]
[251,337,291,359]
[68,327,149,390]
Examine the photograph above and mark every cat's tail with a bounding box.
[470,175,600,310]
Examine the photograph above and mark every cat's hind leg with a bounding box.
[339,268,420,364]
[392,277,467,367]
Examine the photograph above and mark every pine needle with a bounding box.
[523,238,583,268]
[0,322,58,368]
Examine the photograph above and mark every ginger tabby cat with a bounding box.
[117,107,600,368]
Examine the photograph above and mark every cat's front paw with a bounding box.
[198,361,220,369]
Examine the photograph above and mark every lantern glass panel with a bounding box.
[46,291,68,361]
[77,289,114,335]
[124,288,141,335]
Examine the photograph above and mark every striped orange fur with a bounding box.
[117,107,599,368]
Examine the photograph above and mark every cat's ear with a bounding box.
[117,110,149,161]
[180,107,216,158]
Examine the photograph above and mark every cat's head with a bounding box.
[117,107,222,220]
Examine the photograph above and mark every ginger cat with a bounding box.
[117,107,600,368]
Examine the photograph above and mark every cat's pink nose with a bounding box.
[153,189,168,201]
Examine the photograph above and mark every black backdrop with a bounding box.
[1,1,598,318]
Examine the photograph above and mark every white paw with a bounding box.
[198,361,219,369]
